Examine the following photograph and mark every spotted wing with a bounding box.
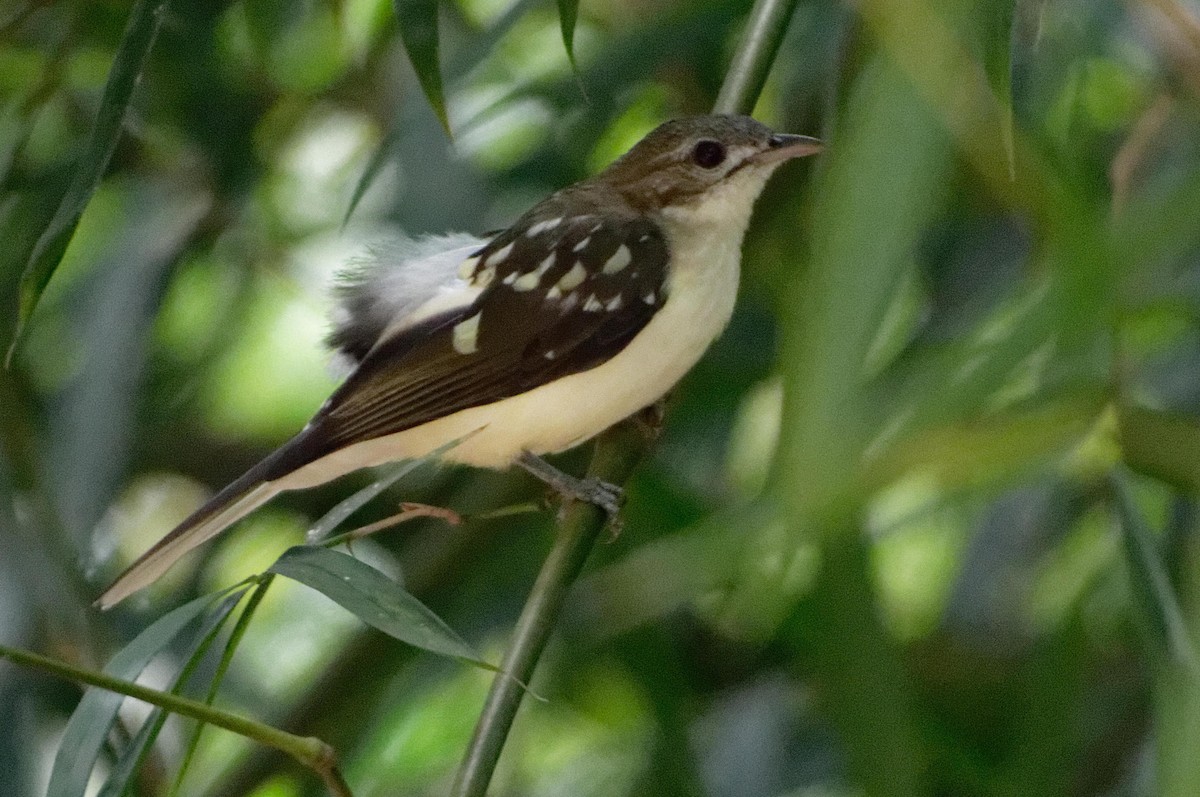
[299,205,670,458]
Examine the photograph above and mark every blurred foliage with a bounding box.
[4,0,1200,795]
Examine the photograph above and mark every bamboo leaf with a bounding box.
[306,434,471,543]
[6,0,167,366]
[170,578,274,797]
[96,591,246,797]
[392,0,450,133]
[46,589,245,797]
[556,0,578,69]
[269,546,490,667]
[1111,472,1200,675]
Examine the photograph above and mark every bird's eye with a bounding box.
[691,140,726,169]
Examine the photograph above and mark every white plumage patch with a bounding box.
[512,252,557,291]
[328,232,488,369]
[526,217,563,236]
[485,240,515,267]
[602,245,632,274]
[555,262,587,291]
[452,312,482,354]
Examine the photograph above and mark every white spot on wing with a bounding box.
[503,271,518,285]
[544,350,557,359]
[526,217,563,236]
[602,245,632,275]
[484,241,514,267]
[573,236,591,253]
[605,294,623,311]
[546,285,563,299]
[473,266,496,288]
[556,262,587,291]
[512,252,556,292]
[451,312,480,352]
[583,294,603,312]
[452,312,482,354]
[643,292,656,304]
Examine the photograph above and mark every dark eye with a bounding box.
[691,139,726,169]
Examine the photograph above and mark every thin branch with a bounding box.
[450,421,651,797]
[0,643,353,797]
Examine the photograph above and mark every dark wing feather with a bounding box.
[304,192,670,456]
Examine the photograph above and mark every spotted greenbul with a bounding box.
[96,114,822,609]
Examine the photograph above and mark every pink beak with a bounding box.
[754,133,824,165]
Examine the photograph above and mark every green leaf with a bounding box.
[1111,472,1200,675]
[1119,405,1200,494]
[305,435,463,543]
[96,591,246,797]
[46,589,244,797]
[170,578,274,797]
[556,0,578,69]
[6,0,168,366]
[342,126,399,228]
[392,0,449,133]
[269,546,490,666]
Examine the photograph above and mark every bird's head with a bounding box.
[596,115,822,227]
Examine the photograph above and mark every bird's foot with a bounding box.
[517,451,625,534]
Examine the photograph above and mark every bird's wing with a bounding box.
[96,208,668,609]
[304,208,670,456]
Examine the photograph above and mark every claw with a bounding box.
[518,451,625,532]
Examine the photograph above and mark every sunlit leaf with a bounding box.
[393,0,449,133]
[269,546,490,666]
[6,0,167,365]
[46,589,246,797]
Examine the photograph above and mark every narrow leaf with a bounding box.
[342,127,400,228]
[170,578,274,797]
[556,0,578,69]
[96,591,246,797]
[269,546,489,666]
[46,589,245,797]
[393,0,450,133]
[1111,471,1200,676]
[306,433,473,543]
[6,0,168,365]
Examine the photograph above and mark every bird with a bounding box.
[96,114,822,609]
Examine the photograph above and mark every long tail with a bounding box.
[95,431,322,610]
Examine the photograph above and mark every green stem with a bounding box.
[0,643,352,797]
[450,421,650,797]
[714,0,802,116]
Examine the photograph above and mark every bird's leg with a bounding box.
[517,451,625,527]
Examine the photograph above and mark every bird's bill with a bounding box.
[754,134,824,164]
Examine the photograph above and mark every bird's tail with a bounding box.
[95,431,323,610]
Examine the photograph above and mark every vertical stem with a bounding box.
[714,0,802,115]
[450,422,648,797]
